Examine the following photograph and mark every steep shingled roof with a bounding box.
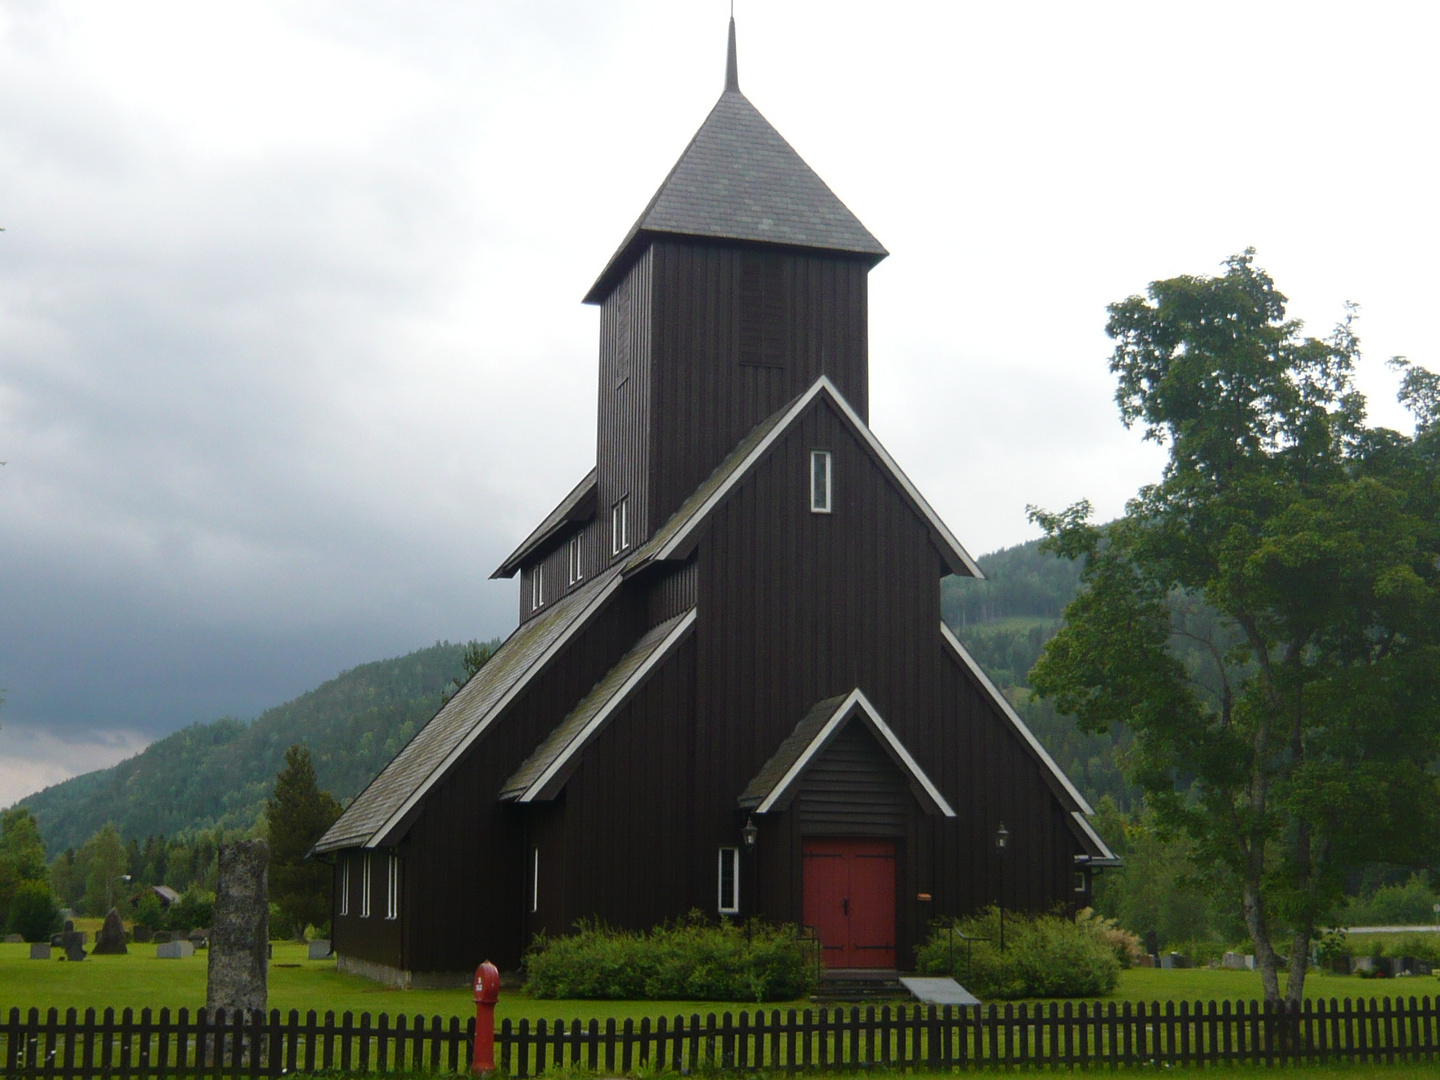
[492,468,597,579]
[313,565,624,853]
[584,20,886,304]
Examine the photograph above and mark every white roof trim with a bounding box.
[940,621,1094,815]
[366,572,626,847]
[517,609,697,803]
[1071,810,1119,862]
[756,688,956,817]
[653,376,982,578]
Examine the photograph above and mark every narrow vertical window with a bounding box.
[717,847,740,914]
[568,534,582,586]
[531,565,544,610]
[810,451,832,513]
[611,496,630,555]
[531,847,540,914]
[338,858,350,917]
[386,854,400,919]
[360,854,372,918]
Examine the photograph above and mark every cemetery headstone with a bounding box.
[134,926,153,943]
[190,929,210,949]
[92,907,129,954]
[307,939,332,960]
[157,940,195,959]
[1160,952,1191,970]
[153,931,174,944]
[29,944,51,960]
[58,921,86,961]
[206,840,268,1016]
[3,933,23,944]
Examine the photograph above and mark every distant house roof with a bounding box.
[739,688,954,817]
[313,565,625,853]
[583,24,886,304]
[492,468,598,579]
[151,885,180,906]
[500,610,696,803]
[624,376,983,580]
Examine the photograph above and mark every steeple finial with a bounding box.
[724,16,739,93]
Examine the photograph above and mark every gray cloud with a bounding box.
[2,1,1437,803]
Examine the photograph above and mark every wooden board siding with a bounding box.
[791,718,913,834]
[598,247,654,555]
[647,241,870,533]
[331,850,402,968]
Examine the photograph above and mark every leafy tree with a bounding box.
[267,744,343,937]
[440,639,499,705]
[6,880,60,942]
[0,807,49,925]
[1030,251,1440,1005]
[77,824,130,916]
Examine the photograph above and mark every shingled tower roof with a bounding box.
[583,18,887,304]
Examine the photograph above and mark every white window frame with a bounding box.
[611,497,630,555]
[717,847,740,914]
[568,534,582,586]
[531,565,544,610]
[339,858,350,916]
[531,847,540,914]
[386,854,400,919]
[360,854,372,918]
[810,450,832,513]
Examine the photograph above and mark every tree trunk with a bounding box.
[1242,876,1282,1005]
[1286,929,1309,1007]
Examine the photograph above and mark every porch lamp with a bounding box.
[742,816,758,852]
[994,823,1009,951]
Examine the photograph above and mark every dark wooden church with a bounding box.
[316,20,1116,988]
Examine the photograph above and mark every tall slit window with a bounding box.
[386,854,400,919]
[531,848,540,914]
[811,451,832,513]
[360,854,372,918]
[531,566,544,610]
[611,496,630,555]
[339,858,350,916]
[568,534,582,586]
[717,847,740,914]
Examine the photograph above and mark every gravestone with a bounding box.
[307,939,332,960]
[134,926,153,944]
[92,908,129,954]
[3,933,23,943]
[157,940,195,959]
[57,920,86,961]
[153,931,174,944]
[190,929,210,950]
[29,944,51,960]
[206,840,268,1016]
[1160,952,1191,970]
[1221,951,1254,971]
[1144,930,1159,963]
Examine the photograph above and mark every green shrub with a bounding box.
[165,888,214,931]
[917,906,1120,1000]
[1343,873,1438,927]
[524,913,817,1001]
[133,892,164,931]
[7,880,61,942]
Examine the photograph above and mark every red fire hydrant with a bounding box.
[472,960,500,1075]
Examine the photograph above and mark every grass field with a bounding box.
[4,943,1439,1024]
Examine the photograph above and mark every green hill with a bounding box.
[20,642,473,854]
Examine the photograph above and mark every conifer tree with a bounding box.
[267,744,342,937]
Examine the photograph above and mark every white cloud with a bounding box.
[0,724,151,809]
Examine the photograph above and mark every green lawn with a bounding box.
[4,943,1438,1024]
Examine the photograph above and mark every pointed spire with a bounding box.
[724,17,739,94]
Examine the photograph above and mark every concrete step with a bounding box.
[812,968,909,1003]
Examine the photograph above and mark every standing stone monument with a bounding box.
[58,920,86,961]
[206,840,268,1017]
[93,908,129,954]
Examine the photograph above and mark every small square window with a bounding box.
[611,497,630,555]
[810,451,832,513]
[531,566,544,610]
[717,847,740,914]
[568,535,582,586]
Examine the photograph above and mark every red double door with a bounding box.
[802,838,896,968]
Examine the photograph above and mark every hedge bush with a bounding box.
[524,914,817,1001]
[7,880,61,943]
[917,906,1120,1000]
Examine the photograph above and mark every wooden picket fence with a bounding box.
[7,996,1440,1077]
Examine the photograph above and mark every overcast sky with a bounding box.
[2,1,1437,808]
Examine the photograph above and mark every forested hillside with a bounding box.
[944,540,1139,811]
[21,643,473,853]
